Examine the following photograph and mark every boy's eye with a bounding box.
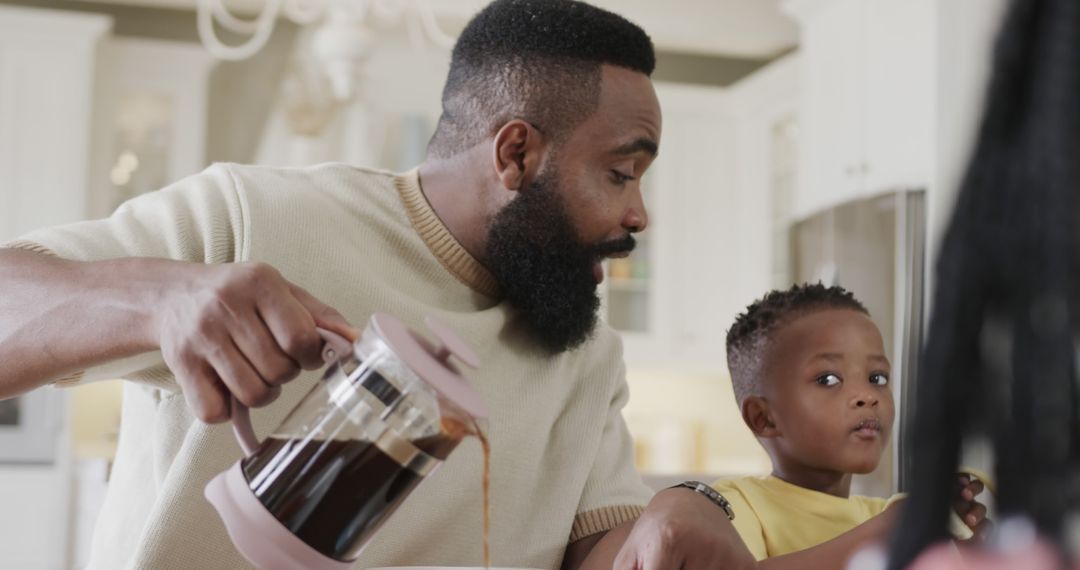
[815,373,841,387]
[870,373,889,386]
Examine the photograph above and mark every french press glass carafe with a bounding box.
[205,312,488,570]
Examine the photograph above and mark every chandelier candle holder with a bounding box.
[197,0,456,101]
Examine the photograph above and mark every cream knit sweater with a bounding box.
[8,164,651,570]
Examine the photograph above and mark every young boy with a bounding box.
[713,283,990,567]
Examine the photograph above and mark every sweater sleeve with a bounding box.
[569,338,654,542]
[1,163,247,386]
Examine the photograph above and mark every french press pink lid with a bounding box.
[205,313,487,570]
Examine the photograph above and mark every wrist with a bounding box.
[666,481,735,520]
[94,257,182,351]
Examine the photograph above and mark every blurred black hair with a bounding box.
[888,0,1080,566]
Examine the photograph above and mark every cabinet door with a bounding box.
[0,7,110,242]
[862,0,934,192]
[95,38,216,214]
[794,0,865,219]
[662,85,737,368]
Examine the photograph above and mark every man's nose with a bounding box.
[623,188,649,233]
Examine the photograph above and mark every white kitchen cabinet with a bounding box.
[0,6,112,242]
[785,0,935,220]
[790,0,864,218]
[862,0,935,193]
[92,37,217,215]
[605,65,798,373]
[0,16,215,241]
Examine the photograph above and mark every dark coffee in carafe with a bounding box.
[242,431,460,561]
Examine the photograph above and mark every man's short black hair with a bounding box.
[726,283,869,405]
[427,0,655,158]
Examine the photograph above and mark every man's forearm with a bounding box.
[0,249,162,397]
[573,487,756,569]
[571,520,632,570]
[572,491,896,570]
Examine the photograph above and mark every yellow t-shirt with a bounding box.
[712,476,903,561]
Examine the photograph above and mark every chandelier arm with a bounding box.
[209,0,264,34]
[404,11,425,52]
[413,0,457,50]
[283,0,328,26]
[198,0,285,60]
[371,0,407,23]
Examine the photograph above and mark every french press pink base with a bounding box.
[206,462,354,570]
[205,327,355,570]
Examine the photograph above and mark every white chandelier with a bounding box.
[196,0,456,101]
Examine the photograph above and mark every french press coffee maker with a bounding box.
[205,312,488,570]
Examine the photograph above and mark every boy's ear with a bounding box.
[491,119,545,192]
[742,396,780,438]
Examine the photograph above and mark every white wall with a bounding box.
[0,400,74,570]
[928,0,1009,268]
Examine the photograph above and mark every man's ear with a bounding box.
[742,396,780,438]
[492,119,545,192]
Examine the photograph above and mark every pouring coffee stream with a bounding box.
[474,421,492,569]
[205,313,491,570]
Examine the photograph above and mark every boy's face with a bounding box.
[753,308,895,476]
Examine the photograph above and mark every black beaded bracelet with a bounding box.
[668,481,735,521]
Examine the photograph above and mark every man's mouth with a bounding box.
[852,418,883,439]
[593,251,634,284]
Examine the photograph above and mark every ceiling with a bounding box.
[71,0,799,58]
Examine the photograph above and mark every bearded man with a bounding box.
[0,1,753,568]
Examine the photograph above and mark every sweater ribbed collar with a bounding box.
[394,169,500,298]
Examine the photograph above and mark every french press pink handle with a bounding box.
[228,328,354,456]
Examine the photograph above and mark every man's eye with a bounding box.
[815,373,841,387]
[610,170,635,184]
[870,373,889,386]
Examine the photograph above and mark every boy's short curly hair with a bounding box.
[726,283,869,405]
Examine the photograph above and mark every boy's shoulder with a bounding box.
[714,475,896,517]
[711,476,774,515]
[712,475,767,495]
[712,475,795,497]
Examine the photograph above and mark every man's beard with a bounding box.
[486,169,635,353]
